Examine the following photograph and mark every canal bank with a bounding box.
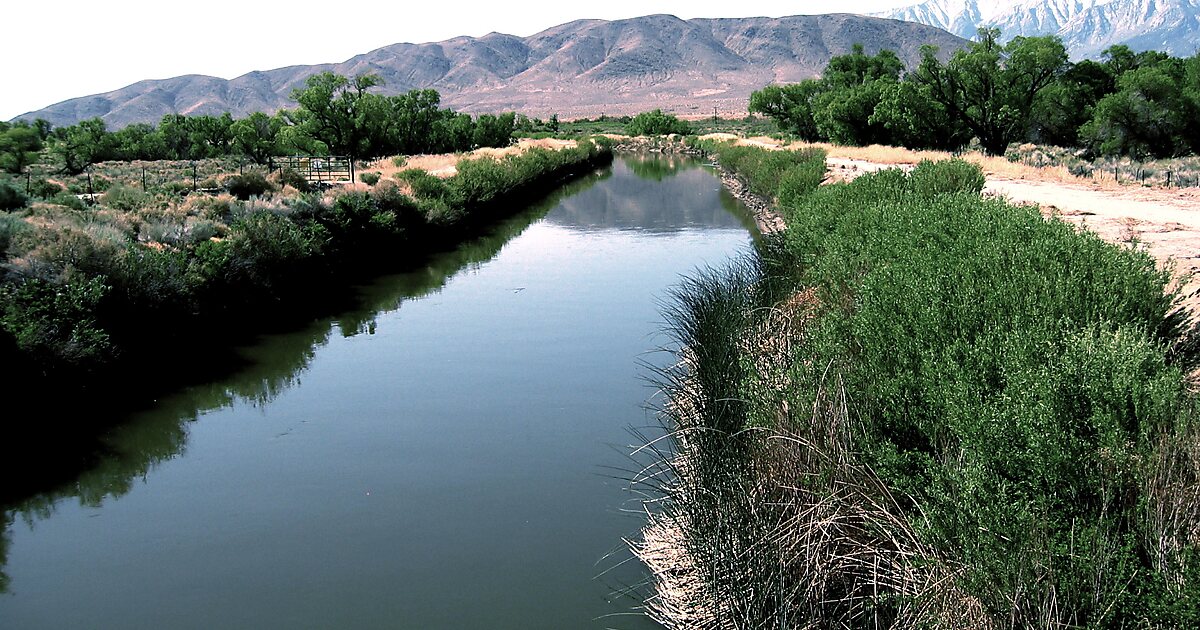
[0,155,759,629]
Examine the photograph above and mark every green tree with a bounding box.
[51,118,117,174]
[0,121,44,174]
[432,112,475,153]
[748,81,824,140]
[626,109,691,136]
[386,89,446,154]
[912,29,1068,155]
[187,114,235,158]
[808,46,906,146]
[231,112,282,163]
[1028,59,1114,146]
[157,114,194,159]
[472,113,516,148]
[290,72,384,158]
[871,81,969,150]
[1082,65,1198,158]
[111,123,169,160]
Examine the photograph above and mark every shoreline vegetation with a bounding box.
[0,138,613,499]
[634,141,1200,627]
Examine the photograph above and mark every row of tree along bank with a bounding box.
[750,29,1200,159]
[0,139,612,396]
[636,141,1200,627]
[0,72,519,180]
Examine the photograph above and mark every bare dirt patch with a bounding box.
[364,138,579,181]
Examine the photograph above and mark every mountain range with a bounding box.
[879,0,1200,58]
[16,14,965,129]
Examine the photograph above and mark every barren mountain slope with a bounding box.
[17,13,966,128]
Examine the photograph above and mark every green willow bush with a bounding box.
[641,146,1200,628]
[703,141,826,200]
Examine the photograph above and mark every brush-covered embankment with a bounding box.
[636,142,1200,627]
[0,139,611,396]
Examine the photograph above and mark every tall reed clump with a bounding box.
[635,148,1200,628]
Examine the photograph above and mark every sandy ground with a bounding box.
[364,138,578,180]
[703,135,1200,315]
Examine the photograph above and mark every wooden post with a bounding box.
[350,157,355,184]
[142,166,147,191]
[192,162,198,191]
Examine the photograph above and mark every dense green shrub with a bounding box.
[0,276,113,369]
[0,212,27,259]
[28,178,63,199]
[49,193,86,211]
[277,168,311,193]
[706,142,826,200]
[397,169,456,204]
[99,185,149,211]
[224,172,274,200]
[222,211,323,291]
[0,181,28,211]
[651,148,1200,628]
[359,172,381,186]
[907,158,986,198]
[112,245,196,314]
[627,109,692,136]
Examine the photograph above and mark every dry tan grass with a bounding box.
[363,138,578,181]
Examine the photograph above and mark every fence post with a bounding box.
[192,162,198,191]
[142,166,147,191]
[350,157,355,184]
[1168,171,1173,187]
[86,168,94,203]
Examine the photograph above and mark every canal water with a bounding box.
[0,156,756,629]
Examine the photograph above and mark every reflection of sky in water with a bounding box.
[0,154,754,630]
[545,157,753,233]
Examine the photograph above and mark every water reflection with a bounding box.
[547,156,757,234]
[0,156,754,629]
[0,169,610,593]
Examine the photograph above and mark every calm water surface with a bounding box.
[0,156,755,629]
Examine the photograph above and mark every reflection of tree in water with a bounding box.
[0,511,9,592]
[625,155,695,182]
[0,169,611,594]
[545,157,759,234]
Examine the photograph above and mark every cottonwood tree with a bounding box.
[1082,63,1200,158]
[51,118,117,174]
[231,112,283,164]
[0,121,44,174]
[289,72,386,158]
[912,28,1068,155]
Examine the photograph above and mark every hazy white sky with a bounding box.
[1,0,911,121]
